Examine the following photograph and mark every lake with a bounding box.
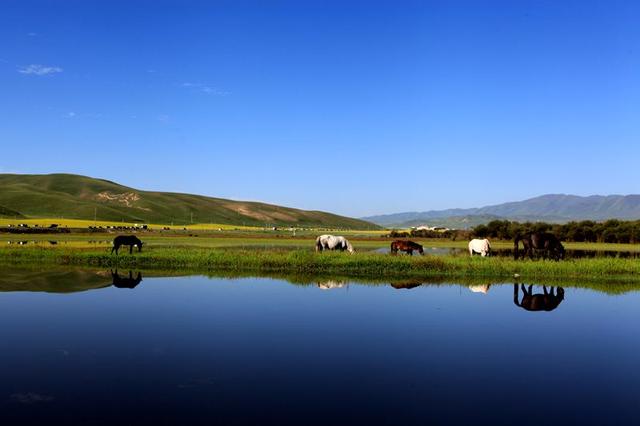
[1,268,639,425]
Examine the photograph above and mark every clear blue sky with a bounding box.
[1,0,638,217]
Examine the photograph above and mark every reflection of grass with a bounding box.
[1,246,639,286]
[1,264,639,296]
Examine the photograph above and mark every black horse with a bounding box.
[513,284,564,312]
[111,235,144,255]
[514,232,565,260]
[111,269,143,289]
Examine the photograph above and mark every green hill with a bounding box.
[0,173,378,229]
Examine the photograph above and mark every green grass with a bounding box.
[2,245,639,284]
[2,248,640,295]
[4,233,639,254]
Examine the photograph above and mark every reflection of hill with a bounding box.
[0,268,112,293]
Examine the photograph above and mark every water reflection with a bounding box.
[469,284,492,294]
[513,284,565,312]
[1,273,638,425]
[111,270,143,289]
[316,280,347,290]
[390,281,423,290]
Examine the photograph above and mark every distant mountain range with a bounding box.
[363,194,640,228]
[0,173,379,229]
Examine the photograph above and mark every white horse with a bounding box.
[315,234,354,253]
[469,238,491,257]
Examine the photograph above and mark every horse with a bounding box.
[111,235,144,255]
[111,270,143,289]
[390,240,424,256]
[514,232,565,260]
[513,284,564,312]
[468,238,491,257]
[315,235,354,253]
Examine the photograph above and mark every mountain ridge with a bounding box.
[363,194,640,227]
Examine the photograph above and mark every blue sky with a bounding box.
[1,0,638,217]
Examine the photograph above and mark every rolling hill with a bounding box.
[364,194,640,228]
[0,173,378,229]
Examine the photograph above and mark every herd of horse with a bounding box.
[313,231,565,260]
[111,231,566,261]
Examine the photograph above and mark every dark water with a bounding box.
[1,269,640,425]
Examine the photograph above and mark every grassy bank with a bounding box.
[1,246,639,283]
[3,264,640,295]
[4,233,640,252]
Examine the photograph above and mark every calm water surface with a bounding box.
[1,269,639,425]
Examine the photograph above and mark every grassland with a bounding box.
[2,231,638,252]
[0,217,262,231]
[1,243,639,284]
[0,173,379,229]
[1,225,639,289]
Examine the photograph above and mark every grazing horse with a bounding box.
[390,240,424,256]
[111,235,144,255]
[468,238,491,257]
[514,232,565,260]
[315,235,354,253]
[111,270,143,289]
[513,284,564,312]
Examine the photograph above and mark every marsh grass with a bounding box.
[1,246,639,284]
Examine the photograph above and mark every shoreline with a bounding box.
[1,247,639,285]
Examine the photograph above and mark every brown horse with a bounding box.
[390,240,424,256]
[513,284,564,312]
[514,232,565,261]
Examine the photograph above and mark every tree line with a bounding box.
[472,219,640,244]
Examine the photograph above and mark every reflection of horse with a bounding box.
[111,270,143,289]
[316,280,347,290]
[390,281,422,290]
[513,284,564,311]
[111,235,144,255]
[390,240,424,256]
[315,235,354,253]
[514,232,565,260]
[469,284,491,294]
[468,238,491,257]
